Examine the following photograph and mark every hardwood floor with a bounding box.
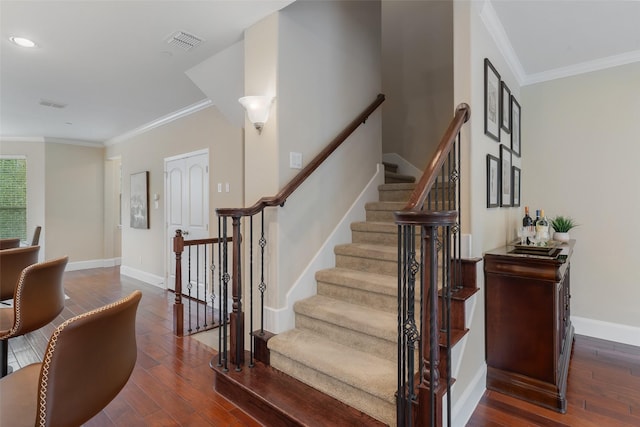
[7,266,640,426]
[468,335,640,426]
[7,267,260,426]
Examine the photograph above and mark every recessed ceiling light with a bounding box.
[9,36,37,48]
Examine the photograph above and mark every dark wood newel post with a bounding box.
[173,230,184,336]
[230,215,245,368]
[418,225,441,426]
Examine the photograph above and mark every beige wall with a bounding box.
[106,106,242,284]
[243,0,382,310]
[382,0,454,170]
[523,62,640,328]
[44,143,105,262]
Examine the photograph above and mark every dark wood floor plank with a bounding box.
[6,267,261,427]
[8,266,640,427]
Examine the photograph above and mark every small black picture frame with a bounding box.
[130,171,149,229]
[512,166,521,207]
[511,96,521,157]
[500,145,512,207]
[486,154,499,208]
[484,58,501,142]
[500,81,511,133]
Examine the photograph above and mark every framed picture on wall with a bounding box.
[500,145,512,207]
[484,58,501,142]
[130,171,149,229]
[486,154,499,208]
[500,81,511,133]
[511,96,521,157]
[512,166,521,207]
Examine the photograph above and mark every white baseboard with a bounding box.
[120,265,165,289]
[451,364,487,427]
[572,315,640,347]
[66,257,121,271]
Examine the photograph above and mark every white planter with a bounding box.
[553,232,570,242]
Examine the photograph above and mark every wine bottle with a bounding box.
[533,209,541,226]
[522,206,533,227]
[522,206,533,244]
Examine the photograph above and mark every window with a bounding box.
[0,157,27,240]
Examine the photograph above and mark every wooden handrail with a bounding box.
[217,94,386,217]
[401,103,470,213]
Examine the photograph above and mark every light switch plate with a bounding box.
[290,152,303,169]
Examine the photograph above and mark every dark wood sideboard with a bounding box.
[484,240,575,413]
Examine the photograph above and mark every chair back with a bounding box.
[36,290,142,427]
[0,245,40,301]
[31,226,42,246]
[7,256,68,338]
[0,238,20,250]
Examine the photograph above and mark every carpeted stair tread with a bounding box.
[294,294,396,342]
[384,171,416,184]
[365,201,406,212]
[379,182,415,191]
[334,242,397,261]
[268,328,397,404]
[316,267,397,297]
[351,220,397,234]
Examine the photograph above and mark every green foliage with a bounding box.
[0,158,27,239]
[550,215,578,233]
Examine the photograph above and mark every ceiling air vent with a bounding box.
[39,99,67,109]
[166,31,203,51]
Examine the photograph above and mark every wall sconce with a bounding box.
[238,96,274,134]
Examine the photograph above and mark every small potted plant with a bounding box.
[550,215,578,242]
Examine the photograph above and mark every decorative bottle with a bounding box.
[522,206,533,244]
[536,209,550,242]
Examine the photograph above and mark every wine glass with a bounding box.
[517,227,526,245]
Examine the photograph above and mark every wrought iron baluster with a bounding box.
[249,215,254,367]
[187,246,193,334]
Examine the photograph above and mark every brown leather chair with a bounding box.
[0,237,21,250]
[0,256,67,377]
[0,245,40,302]
[0,290,142,427]
[31,225,42,246]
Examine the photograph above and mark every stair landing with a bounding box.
[212,352,387,427]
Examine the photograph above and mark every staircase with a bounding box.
[267,170,477,426]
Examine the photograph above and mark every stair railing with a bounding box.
[394,103,470,427]
[172,230,232,336]
[214,94,386,372]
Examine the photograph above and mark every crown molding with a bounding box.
[105,98,213,146]
[44,137,105,148]
[524,49,640,86]
[0,136,46,143]
[480,0,640,87]
[479,0,526,86]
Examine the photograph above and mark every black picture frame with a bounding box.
[484,58,501,142]
[130,171,149,229]
[512,166,521,207]
[500,145,512,207]
[511,96,521,157]
[500,81,511,133]
[486,154,499,208]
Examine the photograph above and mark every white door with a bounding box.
[165,150,209,300]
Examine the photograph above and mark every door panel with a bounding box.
[166,151,209,302]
